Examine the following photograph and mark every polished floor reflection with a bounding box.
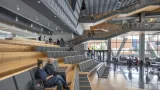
[89,64,160,90]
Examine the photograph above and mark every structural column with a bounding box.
[139,33,145,61]
[107,39,111,61]
[139,11,145,61]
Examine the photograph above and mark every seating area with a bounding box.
[47,51,79,58]
[78,59,99,72]
[97,63,110,78]
[64,54,88,64]
[0,39,59,47]
[36,46,70,52]
[0,38,106,90]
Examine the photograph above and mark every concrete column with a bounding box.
[139,33,145,61]
[139,12,145,23]
[139,12,145,61]
[108,39,111,61]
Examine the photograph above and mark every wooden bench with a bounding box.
[0,43,35,52]
[0,52,47,78]
[6,37,45,44]
[0,39,59,47]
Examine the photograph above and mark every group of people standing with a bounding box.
[38,35,53,44]
[56,38,65,47]
[38,35,65,47]
[88,30,95,38]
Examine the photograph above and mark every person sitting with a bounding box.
[35,60,70,90]
[45,58,66,81]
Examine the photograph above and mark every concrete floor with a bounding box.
[89,64,160,90]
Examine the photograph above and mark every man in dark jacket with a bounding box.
[45,59,66,81]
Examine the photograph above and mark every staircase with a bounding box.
[68,23,160,45]
[79,74,92,90]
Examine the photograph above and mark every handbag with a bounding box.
[32,79,44,90]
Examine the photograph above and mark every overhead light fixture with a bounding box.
[36,16,38,20]
[48,23,50,26]
[54,16,57,17]
[31,24,33,27]
[17,5,20,11]
[41,28,43,31]
[38,1,40,3]
[16,17,18,21]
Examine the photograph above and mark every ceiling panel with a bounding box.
[83,0,140,15]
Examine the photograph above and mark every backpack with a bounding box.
[32,79,44,90]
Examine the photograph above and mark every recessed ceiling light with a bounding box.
[54,16,56,17]
[36,16,38,20]
[38,1,40,3]
[17,5,20,10]
[41,28,43,31]
[16,17,18,21]
[31,24,33,27]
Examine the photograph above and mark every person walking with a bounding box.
[91,48,94,59]
[87,48,91,58]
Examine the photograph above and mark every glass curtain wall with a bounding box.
[111,34,139,60]
[145,34,160,59]
[111,33,160,60]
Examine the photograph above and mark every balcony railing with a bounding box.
[68,23,160,45]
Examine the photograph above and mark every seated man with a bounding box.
[45,58,66,81]
[35,60,70,90]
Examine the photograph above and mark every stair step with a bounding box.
[79,74,87,77]
[80,81,90,86]
[79,77,88,81]
[80,87,92,90]
[64,88,70,90]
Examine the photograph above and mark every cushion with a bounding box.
[14,71,32,90]
[0,77,17,90]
